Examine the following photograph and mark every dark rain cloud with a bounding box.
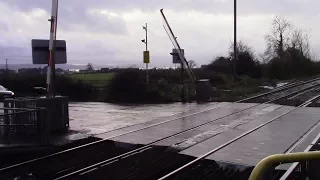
[0,20,8,31]
[1,0,128,35]
[1,0,320,65]
[3,0,319,15]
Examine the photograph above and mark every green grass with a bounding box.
[69,73,115,88]
[70,73,115,81]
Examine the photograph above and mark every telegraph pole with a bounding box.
[47,0,59,97]
[142,23,149,84]
[233,0,237,82]
[145,23,148,52]
[145,23,149,85]
[5,59,8,72]
[181,61,185,102]
[5,59,8,80]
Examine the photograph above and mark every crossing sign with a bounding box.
[32,39,67,64]
[172,49,184,64]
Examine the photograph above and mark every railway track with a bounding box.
[157,95,320,180]
[72,94,320,180]
[279,133,320,180]
[1,78,320,180]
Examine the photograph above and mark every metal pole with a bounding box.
[233,0,237,82]
[5,59,8,80]
[52,0,59,96]
[146,63,149,84]
[181,63,185,102]
[145,23,148,51]
[145,23,149,84]
[47,0,58,97]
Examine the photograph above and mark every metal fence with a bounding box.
[0,107,48,143]
[4,97,69,133]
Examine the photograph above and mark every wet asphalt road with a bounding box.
[0,101,217,142]
[68,102,213,135]
[1,102,212,135]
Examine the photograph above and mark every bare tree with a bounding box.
[188,60,197,69]
[265,16,292,60]
[86,63,94,71]
[258,53,269,64]
[229,40,255,59]
[291,28,311,58]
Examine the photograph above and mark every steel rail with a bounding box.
[53,82,320,179]
[1,78,319,177]
[157,95,320,180]
[90,78,316,137]
[279,96,320,180]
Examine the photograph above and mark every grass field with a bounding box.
[69,73,115,88]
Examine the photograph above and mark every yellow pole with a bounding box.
[249,151,320,180]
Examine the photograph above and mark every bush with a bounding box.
[56,76,97,101]
[265,48,317,80]
[193,69,229,86]
[106,71,168,103]
[0,74,97,101]
[105,69,262,103]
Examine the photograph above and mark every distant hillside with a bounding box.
[0,63,172,71]
[0,64,118,70]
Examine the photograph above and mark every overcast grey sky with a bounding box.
[0,0,320,67]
